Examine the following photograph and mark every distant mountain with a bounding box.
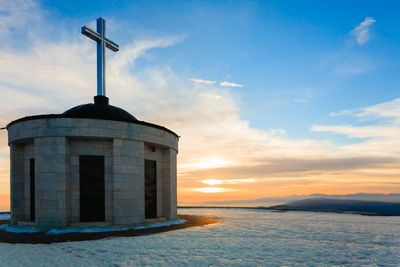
[269,198,400,216]
[179,193,400,207]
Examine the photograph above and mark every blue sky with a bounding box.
[0,0,399,207]
[41,0,400,141]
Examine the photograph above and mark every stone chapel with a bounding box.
[7,18,178,230]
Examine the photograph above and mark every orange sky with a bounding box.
[1,152,399,211]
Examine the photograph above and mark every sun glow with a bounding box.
[180,157,234,170]
[192,187,236,193]
[202,179,223,186]
[202,179,256,185]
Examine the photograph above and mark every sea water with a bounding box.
[0,208,398,266]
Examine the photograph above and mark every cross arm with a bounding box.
[81,26,120,52]
[105,39,119,52]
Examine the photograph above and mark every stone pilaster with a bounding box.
[161,148,177,219]
[10,143,25,224]
[34,137,68,230]
[113,139,144,225]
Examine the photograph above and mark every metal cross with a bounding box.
[81,18,119,97]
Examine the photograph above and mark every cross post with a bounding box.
[81,18,119,97]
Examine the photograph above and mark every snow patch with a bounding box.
[46,219,186,235]
[0,213,10,220]
[0,219,186,234]
[46,227,129,235]
[131,219,186,230]
[0,224,40,233]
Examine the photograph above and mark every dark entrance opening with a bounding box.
[145,159,157,219]
[30,158,35,221]
[79,155,105,222]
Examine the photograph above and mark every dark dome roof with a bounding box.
[63,96,137,122]
[7,95,179,137]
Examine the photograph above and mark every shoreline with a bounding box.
[0,215,219,244]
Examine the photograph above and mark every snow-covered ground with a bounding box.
[0,219,186,234]
[0,213,10,220]
[0,208,399,266]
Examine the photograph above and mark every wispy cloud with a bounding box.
[356,98,400,122]
[188,157,399,179]
[191,187,238,193]
[191,79,243,88]
[351,17,376,45]
[202,179,255,185]
[312,98,400,156]
[111,37,184,71]
[220,81,243,87]
[311,125,400,138]
[292,87,319,104]
[319,17,376,78]
[319,16,377,78]
[330,98,400,121]
[0,0,41,38]
[293,98,309,104]
[330,58,372,76]
[322,52,373,77]
[190,78,216,85]
[330,109,356,117]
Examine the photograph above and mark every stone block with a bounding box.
[99,128,113,137]
[56,173,66,182]
[71,191,79,200]
[58,146,66,154]
[87,128,101,136]
[56,191,66,200]
[41,200,58,209]
[72,119,89,128]
[88,120,103,128]
[107,121,123,130]
[43,191,57,200]
[120,164,137,174]
[114,139,123,147]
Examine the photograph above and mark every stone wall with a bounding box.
[113,139,144,225]
[8,117,178,229]
[162,148,177,219]
[34,137,68,229]
[10,143,24,224]
[8,118,178,151]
